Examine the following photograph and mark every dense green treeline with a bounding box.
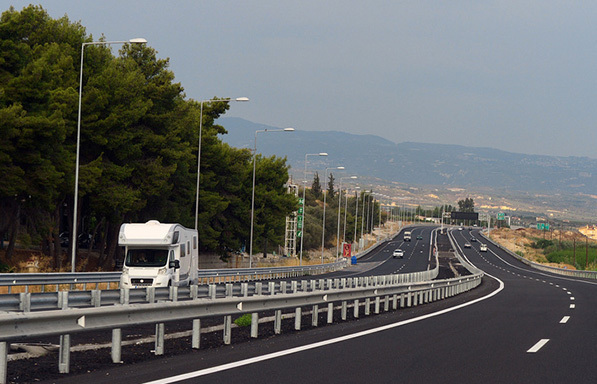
[0,6,296,269]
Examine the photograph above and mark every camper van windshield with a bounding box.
[125,249,168,267]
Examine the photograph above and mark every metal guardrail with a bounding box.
[478,232,597,280]
[0,226,479,382]
[0,271,483,382]
[0,261,349,292]
[0,229,406,293]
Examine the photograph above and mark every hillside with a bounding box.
[218,117,597,220]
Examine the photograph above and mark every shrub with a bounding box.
[531,239,554,249]
[234,314,252,327]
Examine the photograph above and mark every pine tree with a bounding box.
[327,173,335,198]
[311,171,322,198]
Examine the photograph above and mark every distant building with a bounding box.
[579,225,597,240]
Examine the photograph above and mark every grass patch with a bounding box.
[234,314,252,327]
[546,248,597,270]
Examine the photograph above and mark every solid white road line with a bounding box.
[527,339,550,353]
[560,316,570,324]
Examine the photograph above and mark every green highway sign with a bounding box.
[297,230,302,238]
[537,223,550,230]
[497,213,505,220]
[298,198,304,205]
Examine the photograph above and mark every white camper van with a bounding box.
[403,231,412,241]
[119,220,198,288]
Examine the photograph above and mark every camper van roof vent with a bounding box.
[146,220,161,225]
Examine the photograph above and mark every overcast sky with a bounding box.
[7,1,597,158]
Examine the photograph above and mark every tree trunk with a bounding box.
[52,204,62,269]
[262,237,268,258]
[87,217,104,259]
[5,204,19,261]
[100,219,121,270]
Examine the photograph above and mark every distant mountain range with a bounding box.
[219,117,597,195]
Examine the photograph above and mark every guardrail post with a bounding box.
[19,292,31,312]
[384,295,389,312]
[327,302,333,324]
[365,298,371,315]
[341,278,346,289]
[58,290,69,309]
[146,287,155,303]
[354,299,359,318]
[241,283,248,297]
[312,305,319,327]
[192,319,201,349]
[1,342,7,384]
[208,284,216,299]
[111,328,122,363]
[251,313,259,338]
[155,323,165,355]
[91,289,101,307]
[268,282,275,295]
[58,334,70,373]
[341,301,347,320]
[280,281,287,294]
[407,292,412,307]
[274,310,282,334]
[190,285,198,300]
[255,282,263,295]
[119,288,130,305]
[223,315,232,344]
[374,297,380,314]
[295,305,302,330]
[310,280,316,291]
[301,281,307,292]
[170,286,178,302]
[225,283,233,297]
[392,294,398,310]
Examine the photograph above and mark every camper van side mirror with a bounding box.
[169,259,180,269]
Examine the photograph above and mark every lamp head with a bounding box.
[283,128,295,132]
[129,38,148,44]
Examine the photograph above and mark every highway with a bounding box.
[37,226,597,384]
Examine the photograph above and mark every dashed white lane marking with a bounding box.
[567,291,571,295]
[570,304,576,309]
[560,316,570,324]
[527,339,550,353]
[570,297,575,300]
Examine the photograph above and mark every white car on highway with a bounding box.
[480,244,488,252]
[393,249,404,258]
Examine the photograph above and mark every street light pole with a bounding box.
[195,97,249,231]
[299,152,328,266]
[353,186,360,246]
[336,176,357,260]
[321,166,344,263]
[361,190,369,246]
[71,38,147,273]
[249,127,294,268]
